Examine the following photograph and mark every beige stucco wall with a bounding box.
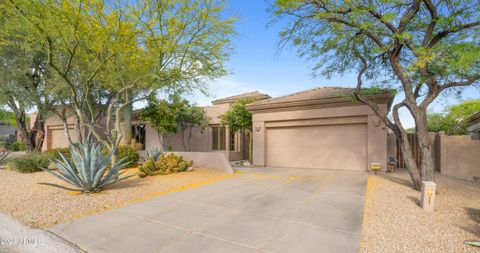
[251,104,389,171]
[170,152,234,173]
[38,101,246,162]
[438,133,480,181]
[386,131,397,161]
[39,114,79,151]
[145,125,210,152]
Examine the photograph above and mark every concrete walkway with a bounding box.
[0,213,85,253]
[50,167,368,253]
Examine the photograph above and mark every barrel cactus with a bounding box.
[138,153,193,178]
[39,142,133,193]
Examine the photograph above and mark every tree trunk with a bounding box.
[30,115,45,152]
[158,132,168,151]
[111,147,119,166]
[397,135,422,190]
[181,129,187,151]
[14,112,35,151]
[414,109,435,182]
[123,92,133,146]
[187,127,193,152]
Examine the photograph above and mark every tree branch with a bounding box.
[428,21,480,48]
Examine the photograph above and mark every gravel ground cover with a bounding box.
[0,167,232,228]
[361,169,480,253]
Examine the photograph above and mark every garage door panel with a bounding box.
[266,124,367,170]
[49,128,79,149]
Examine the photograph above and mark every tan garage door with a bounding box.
[48,127,79,149]
[266,124,367,171]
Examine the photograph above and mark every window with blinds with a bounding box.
[212,126,226,150]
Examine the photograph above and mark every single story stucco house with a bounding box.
[38,91,272,162]
[38,86,394,171]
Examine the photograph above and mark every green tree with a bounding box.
[274,0,480,189]
[0,13,59,151]
[3,0,234,158]
[221,98,257,163]
[0,110,17,127]
[427,99,480,135]
[178,103,209,151]
[140,96,184,150]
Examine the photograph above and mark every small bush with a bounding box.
[0,142,25,151]
[43,148,71,161]
[117,145,139,167]
[17,142,26,151]
[7,152,49,173]
[138,153,193,177]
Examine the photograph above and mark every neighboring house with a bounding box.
[39,86,394,170]
[0,122,17,142]
[39,91,271,162]
[467,111,480,140]
[246,87,394,172]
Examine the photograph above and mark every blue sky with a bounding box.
[188,0,480,128]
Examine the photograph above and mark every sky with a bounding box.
[186,0,480,128]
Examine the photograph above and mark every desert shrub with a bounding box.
[0,142,11,150]
[39,142,133,193]
[43,148,71,161]
[18,142,26,151]
[138,153,193,178]
[103,145,139,167]
[11,142,26,151]
[7,152,49,173]
[117,145,139,167]
[0,142,25,151]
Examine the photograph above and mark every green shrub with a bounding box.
[0,142,10,150]
[0,142,26,151]
[10,142,20,151]
[17,142,26,151]
[7,152,49,173]
[138,153,193,178]
[117,145,139,167]
[43,148,71,161]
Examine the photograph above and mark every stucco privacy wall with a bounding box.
[170,152,234,174]
[251,104,389,171]
[437,132,480,181]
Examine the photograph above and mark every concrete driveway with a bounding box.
[50,167,367,253]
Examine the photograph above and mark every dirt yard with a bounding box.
[361,169,480,253]
[0,167,233,228]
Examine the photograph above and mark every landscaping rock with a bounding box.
[361,169,480,253]
[0,167,228,228]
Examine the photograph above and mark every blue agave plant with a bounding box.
[0,151,10,166]
[39,142,133,193]
[146,147,163,161]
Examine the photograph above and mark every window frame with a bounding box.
[211,125,226,151]
[229,130,239,152]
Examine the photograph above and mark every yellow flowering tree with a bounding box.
[3,0,234,160]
